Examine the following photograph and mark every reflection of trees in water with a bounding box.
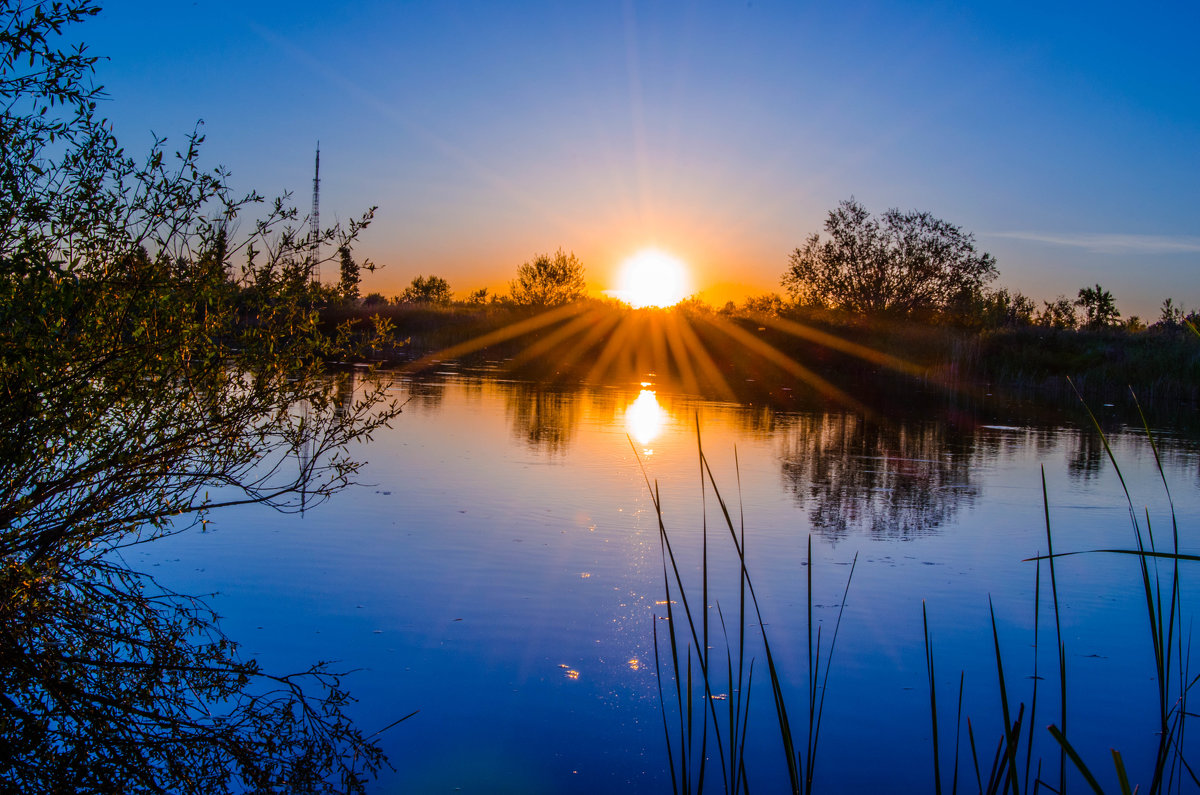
[504,384,583,455]
[402,377,447,409]
[1067,429,1107,479]
[778,414,979,539]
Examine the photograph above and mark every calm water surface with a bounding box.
[138,371,1200,793]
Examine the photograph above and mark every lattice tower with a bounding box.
[309,144,320,282]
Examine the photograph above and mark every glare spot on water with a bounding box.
[625,389,669,447]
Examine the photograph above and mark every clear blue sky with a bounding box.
[86,1,1198,318]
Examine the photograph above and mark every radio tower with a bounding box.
[309,143,321,283]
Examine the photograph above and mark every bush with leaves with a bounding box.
[509,248,586,306]
[0,2,400,792]
[399,274,452,304]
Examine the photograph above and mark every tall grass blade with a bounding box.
[653,618,681,795]
[1026,556,1042,795]
[954,671,964,795]
[1111,749,1133,795]
[968,716,984,794]
[990,597,1021,795]
[925,601,944,795]
[1043,466,1068,795]
[808,551,856,791]
[1048,725,1104,795]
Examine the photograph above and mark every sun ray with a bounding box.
[755,315,927,378]
[506,306,613,371]
[645,313,672,380]
[660,314,703,397]
[586,311,642,384]
[701,314,874,416]
[670,314,738,402]
[400,302,588,374]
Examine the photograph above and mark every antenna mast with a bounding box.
[309,143,320,283]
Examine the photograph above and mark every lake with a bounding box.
[135,368,1200,793]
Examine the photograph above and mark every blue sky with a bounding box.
[86,1,1198,317]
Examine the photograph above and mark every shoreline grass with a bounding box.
[643,387,1194,793]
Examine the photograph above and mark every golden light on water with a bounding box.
[625,389,668,449]
[614,249,691,308]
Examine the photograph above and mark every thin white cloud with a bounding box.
[987,231,1200,254]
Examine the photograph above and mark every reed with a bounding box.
[643,378,1193,792]
[921,382,1197,794]
[635,424,855,794]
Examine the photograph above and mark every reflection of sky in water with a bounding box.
[130,376,1200,793]
[624,389,669,451]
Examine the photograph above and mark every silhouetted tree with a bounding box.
[782,198,997,315]
[509,248,586,306]
[1038,296,1078,329]
[1075,284,1120,328]
[400,274,452,304]
[338,245,361,299]
[465,286,490,305]
[0,3,398,791]
[980,288,1037,328]
[1158,298,1185,328]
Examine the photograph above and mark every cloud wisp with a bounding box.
[987,231,1200,255]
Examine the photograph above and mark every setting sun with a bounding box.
[615,249,691,308]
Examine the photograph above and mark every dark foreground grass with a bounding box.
[634,423,856,795]
[643,390,1196,794]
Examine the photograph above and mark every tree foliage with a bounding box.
[509,248,585,306]
[0,2,399,791]
[1075,283,1120,329]
[338,245,361,300]
[399,273,452,304]
[1038,296,1078,329]
[782,198,998,315]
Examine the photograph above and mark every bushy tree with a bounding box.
[509,248,586,306]
[1037,296,1078,329]
[338,245,361,299]
[0,3,398,791]
[981,288,1037,328]
[1158,298,1185,328]
[741,292,785,315]
[464,286,490,305]
[782,198,998,315]
[400,274,452,304]
[1075,283,1120,329]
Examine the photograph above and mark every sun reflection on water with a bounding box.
[624,389,669,452]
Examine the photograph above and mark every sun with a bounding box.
[615,248,691,308]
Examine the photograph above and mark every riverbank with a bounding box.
[322,302,1200,405]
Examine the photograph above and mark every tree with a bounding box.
[1158,298,1185,328]
[338,245,361,300]
[782,198,998,315]
[465,286,490,305]
[981,288,1036,328]
[1038,296,1078,329]
[400,274,452,304]
[1075,284,1120,329]
[0,3,399,791]
[509,248,586,306]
